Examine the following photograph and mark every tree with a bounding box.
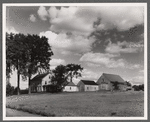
[66,64,83,82]
[49,64,84,93]
[23,34,53,94]
[6,33,27,95]
[139,84,144,91]
[126,81,132,87]
[6,33,14,83]
[50,65,67,92]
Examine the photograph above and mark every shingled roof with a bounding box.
[80,80,98,85]
[103,73,125,83]
[66,82,76,86]
[31,73,49,83]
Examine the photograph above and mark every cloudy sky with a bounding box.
[5,4,146,89]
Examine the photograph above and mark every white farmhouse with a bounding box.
[30,73,52,93]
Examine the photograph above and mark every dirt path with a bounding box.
[6,108,43,117]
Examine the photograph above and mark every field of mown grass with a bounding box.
[6,91,144,117]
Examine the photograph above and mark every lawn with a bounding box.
[6,91,144,117]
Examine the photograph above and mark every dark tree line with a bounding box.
[6,33,53,95]
[132,84,144,91]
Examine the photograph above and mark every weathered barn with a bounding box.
[77,80,99,92]
[97,73,127,91]
[63,82,78,92]
[30,73,52,93]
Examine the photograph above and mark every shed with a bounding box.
[77,80,99,92]
[63,82,78,92]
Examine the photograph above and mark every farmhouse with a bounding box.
[77,80,99,92]
[97,73,127,91]
[30,73,52,93]
[63,82,78,92]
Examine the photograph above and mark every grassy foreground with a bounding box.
[6,91,144,117]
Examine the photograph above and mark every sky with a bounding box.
[5,4,146,89]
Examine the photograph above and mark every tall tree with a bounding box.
[6,33,14,83]
[23,34,53,94]
[6,33,26,95]
[66,64,83,82]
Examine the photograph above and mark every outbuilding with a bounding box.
[63,82,78,92]
[77,80,99,92]
[97,73,127,91]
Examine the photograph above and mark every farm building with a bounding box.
[30,73,52,93]
[63,82,78,92]
[97,73,127,91]
[77,80,99,92]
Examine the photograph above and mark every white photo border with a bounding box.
[3,3,148,121]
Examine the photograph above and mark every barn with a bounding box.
[30,73,52,93]
[77,80,99,92]
[96,73,127,91]
[63,82,78,92]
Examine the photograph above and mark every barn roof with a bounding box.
[81,80,98,85]
[103,73,125,83]
[31,73,49,83]
[66,82,76,86]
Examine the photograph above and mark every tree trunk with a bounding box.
[17,71,20,95]
[28,76,31,94]
[70,72,72,82]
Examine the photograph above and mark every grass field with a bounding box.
[6,91,144,117]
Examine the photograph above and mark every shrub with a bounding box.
[6,83,14,96]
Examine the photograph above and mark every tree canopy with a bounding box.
[6,33,27,95]
[6,33,53,94]
[66,63,83,82]
[49,64,83,92]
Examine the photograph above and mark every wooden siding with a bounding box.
[84,85,99,91]
[63,86,78,92]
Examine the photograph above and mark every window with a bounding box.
[45,81,47,85]
[102,78,104,82]
[70,87,71,90]
[87,87,89,90]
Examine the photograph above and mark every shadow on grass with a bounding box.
[6,105,55,117]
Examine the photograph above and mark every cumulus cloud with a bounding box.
[50,58,66,69]
[95,6,144,31]
[130,75,144,85]
[6,27,19,34]
[128,64,142,69]
[81,69,100,80]
[80,52,125,68]
[41,6,144,35]
[48,6,58,19]
[37,6,48,21]
[80,52,142,69]
[105,40,140,54]
[29,14,36,22]
[39,31,95,55]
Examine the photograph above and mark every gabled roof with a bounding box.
[80,80,98,85]
[31,73,49,83]
[66,82,76,86]
[103,73,125,83]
